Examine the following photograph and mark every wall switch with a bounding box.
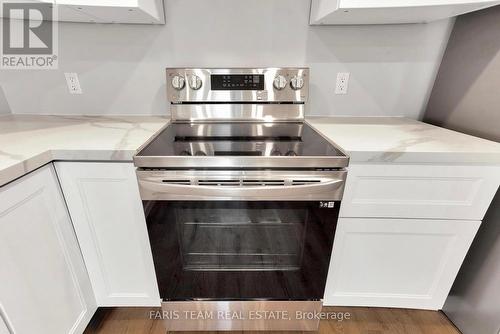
[64,73,82,94]
[335,72,350,94]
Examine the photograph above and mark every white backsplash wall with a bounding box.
[0,0,454,118]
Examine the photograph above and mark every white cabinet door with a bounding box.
[0,164,96,334]
[324,218,480,310]
[55,162,160,307]
[340,164,500,221]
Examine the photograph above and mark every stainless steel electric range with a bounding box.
[134,68,349,331]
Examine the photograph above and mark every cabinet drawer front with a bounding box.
[340,164,500,220]
[323,218,480,310]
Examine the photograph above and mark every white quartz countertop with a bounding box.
[307,117,500,165]
[1,115,499,187]
[0,115,168,186]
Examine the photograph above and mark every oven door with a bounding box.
[138,169,346,301]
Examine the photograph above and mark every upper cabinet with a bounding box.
[310,0,500,25]
[0,0,165,24]
[57,0,165,24]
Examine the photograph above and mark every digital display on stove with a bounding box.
[211,74,264,90]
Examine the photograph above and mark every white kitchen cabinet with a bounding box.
[0,164,96,334]
[56,0,165,24]
[326,162,500,310]
[310,0,500,25]
[55,162,160,307]
[324,217,480,310]
[340,164,500,221]
[0,0,165,24]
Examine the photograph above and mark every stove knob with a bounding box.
[188,75,202,90]
[290,76,304,90]
[171,75,185,90]
[273,75,287,90]
[194,150,206,156]
[285,150,297,156]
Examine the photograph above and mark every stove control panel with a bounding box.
[166,68,309,104]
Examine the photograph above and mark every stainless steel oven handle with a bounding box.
[138,177,345,200]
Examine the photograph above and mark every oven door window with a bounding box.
[177,203,307,271]
[144,201,339,300]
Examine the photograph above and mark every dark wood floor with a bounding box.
[84,307,460,334]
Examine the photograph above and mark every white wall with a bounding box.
[444,190,500,334]
[0,0,454,118]
[425,5,500,142]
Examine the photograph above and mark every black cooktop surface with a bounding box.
[138,122,345,158]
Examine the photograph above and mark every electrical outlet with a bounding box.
[64,73,82,94]
[335,72,350,95]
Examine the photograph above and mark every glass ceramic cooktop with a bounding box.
[137,122,346,158]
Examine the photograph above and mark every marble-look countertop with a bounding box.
[1,115,499,187]
[307,117,500,165]
[0,115,168,187]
